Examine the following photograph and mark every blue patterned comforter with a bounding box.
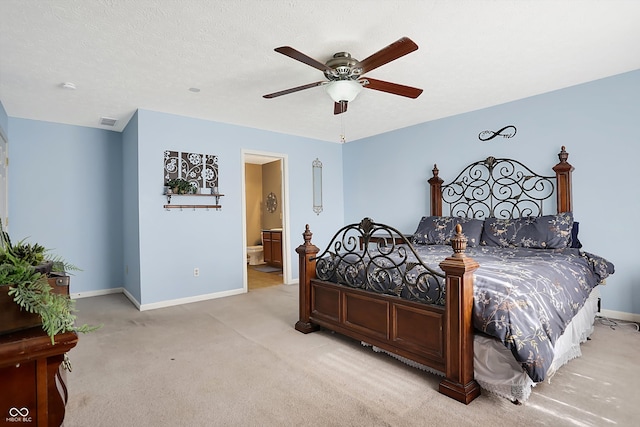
[320,244,614,382]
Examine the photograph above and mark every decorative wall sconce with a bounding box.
[312,158,323,215]
[266,192,278,213]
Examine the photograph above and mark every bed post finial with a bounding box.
[296,224,320,334]
[428,164,444,216]
[302,224,313,247]
[558,145,568,163]
[553,146,574,213]
[450,224,468,257]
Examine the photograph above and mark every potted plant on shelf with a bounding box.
[0,223,98,343]
[165,178,195,195]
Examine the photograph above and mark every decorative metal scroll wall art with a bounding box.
[312,158,323,215]
[440,156,555,219]
[478,125,517,141]
[164,150,219,192]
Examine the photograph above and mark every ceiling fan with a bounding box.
[263,37,423,115]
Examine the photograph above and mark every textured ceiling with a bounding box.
[1,0,639,143]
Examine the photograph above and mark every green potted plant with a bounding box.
[165,178,195,195]
[0,223,98,343]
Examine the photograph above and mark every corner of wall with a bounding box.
[121,109,141,302]
[0,99,8,139]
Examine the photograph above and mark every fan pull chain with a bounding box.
[340,114,346,143]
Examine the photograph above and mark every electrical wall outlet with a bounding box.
[193,268,199,277]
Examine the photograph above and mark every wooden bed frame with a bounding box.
[295,147,574,404]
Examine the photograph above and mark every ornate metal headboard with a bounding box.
[428,146,574,219]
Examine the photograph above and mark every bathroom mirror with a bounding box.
[312,158,323,215]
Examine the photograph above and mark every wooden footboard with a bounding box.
[295,221,480,404]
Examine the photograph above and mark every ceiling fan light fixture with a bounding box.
[325,80,363,103]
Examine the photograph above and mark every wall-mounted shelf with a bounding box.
[163,204,222,210]
[164,193,224,210]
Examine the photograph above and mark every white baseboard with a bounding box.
[71,286,247,312]
[71,287,125,299]
[72,286,142,310]
[138,288,246,311]
[599,309,640,324]
[122,288,141,309]
[69,285,640,323]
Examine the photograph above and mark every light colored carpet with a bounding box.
[64,285,640,427]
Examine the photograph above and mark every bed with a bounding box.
[294,146,614,404]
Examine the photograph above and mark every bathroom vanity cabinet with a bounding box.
[262,230,282,268]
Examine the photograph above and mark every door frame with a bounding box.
[241,149,291,290]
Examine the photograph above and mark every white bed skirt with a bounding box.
[364,287,601,402]
[474,286,600,401]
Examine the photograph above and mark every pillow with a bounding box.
[481,212,574,249]
[570,221,583,249]
[411,216,484,247]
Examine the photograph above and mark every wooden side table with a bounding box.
[0,328,78,427]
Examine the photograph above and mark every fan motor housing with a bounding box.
[324,52,361,80]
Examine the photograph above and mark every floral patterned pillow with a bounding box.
[411,216,484,247]
[481,212,574,249]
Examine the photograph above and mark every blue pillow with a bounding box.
[412,216,484,247]
[481,212,574,249]
[570,221,582,249]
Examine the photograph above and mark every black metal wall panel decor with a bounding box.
[164,150,219,190]
[478,125,517,141]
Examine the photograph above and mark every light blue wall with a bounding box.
[122,111,141,302]
[134,110,344,305]
[344,70,640,316]
[3,109,344,307]
[7,118,124,294]
[3,70,637,316]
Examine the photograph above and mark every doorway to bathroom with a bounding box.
[242,151,289,291]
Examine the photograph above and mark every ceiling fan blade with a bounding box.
[361,78,423,99]
[334,101,348,115]
[355,37,418,75]
[274,46,332,72]
[263,81,326,99]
